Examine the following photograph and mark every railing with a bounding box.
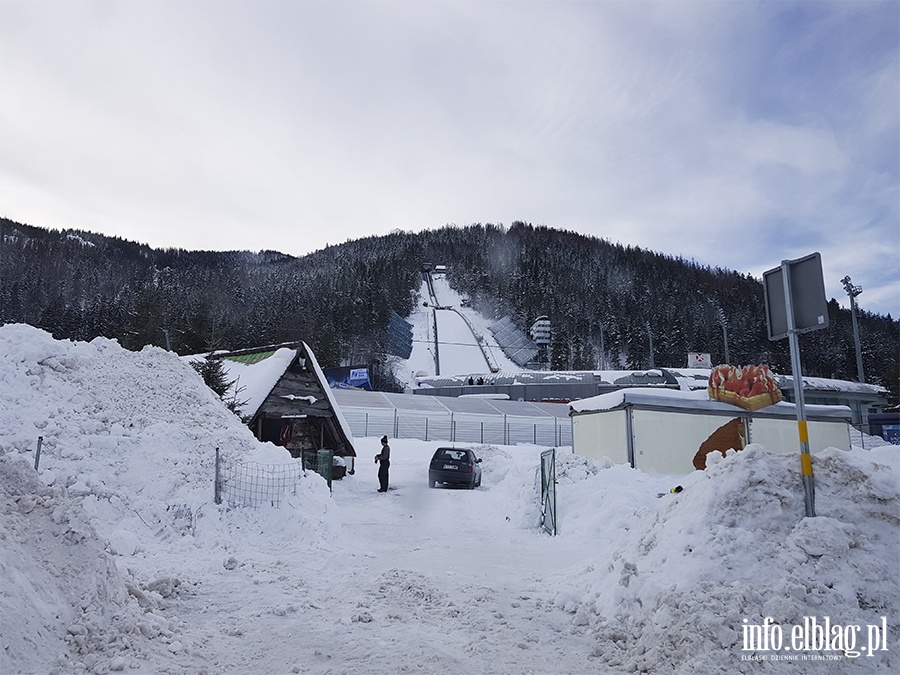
[850,424,896,450]
[340,408,572,447]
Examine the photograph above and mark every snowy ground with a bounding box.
[2,323,899,674]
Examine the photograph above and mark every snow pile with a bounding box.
[0,452,142,674]
[0,324,337,674]
[551,445,900,674]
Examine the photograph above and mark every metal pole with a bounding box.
[34,436,43,471]
[214,448,221,505]
[716,307,730,365]
[850,294,865,383]
[841,276,865,383]
[723,321,730,366]
[598,323,606,370]
[782,263,815,518]
[433,308,440,376]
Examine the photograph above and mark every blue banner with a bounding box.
[323,365,372,391]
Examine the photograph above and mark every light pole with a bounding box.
[645,321,655,369]
[716,306,730,365]
[597,322,606,370]
[840,275,865,383]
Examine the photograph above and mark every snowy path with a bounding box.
[160,443,603,675]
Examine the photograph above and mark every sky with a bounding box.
[1,321,897,674]
[1,0,898,317]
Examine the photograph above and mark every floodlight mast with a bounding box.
[841,276,865,383]
[716,306,730,365]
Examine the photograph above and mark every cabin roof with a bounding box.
[188,342,356,455]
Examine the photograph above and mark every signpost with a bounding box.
[763,253,829,518]
[687,352,712,368]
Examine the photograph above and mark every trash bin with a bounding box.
[332,454,347,480]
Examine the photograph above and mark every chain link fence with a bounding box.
[340,408,572,447]
[214,448,334,507]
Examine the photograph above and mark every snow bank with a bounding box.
[551,444,900,674]
[0,324,338,673]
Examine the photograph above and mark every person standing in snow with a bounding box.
[375,435,390,492]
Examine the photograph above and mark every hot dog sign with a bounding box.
[708,364,782,411]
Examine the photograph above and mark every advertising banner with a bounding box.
[323,365,372,391]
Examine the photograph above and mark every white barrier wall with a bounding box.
[748,417,851,456]
[571,408,629,465]
[631,409,741,474]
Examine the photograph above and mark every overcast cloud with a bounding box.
[1,0,898,317]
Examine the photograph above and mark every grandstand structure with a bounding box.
[387,311,413,359]
[488,316,539,367]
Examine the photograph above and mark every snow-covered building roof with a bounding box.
[188,342,356,458]
[414,368,677,390]
[413,367,888,424]
[569,387,852,421]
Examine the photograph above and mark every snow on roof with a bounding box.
[569,387,852,421]
[569,387,705,413]
[221,347,296,419]
[302,341,355,449]
[786,375,888,395]
[183,347,297,420]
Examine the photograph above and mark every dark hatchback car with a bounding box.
[428,447,482,488]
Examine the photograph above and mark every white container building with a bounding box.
[569,388,852,475]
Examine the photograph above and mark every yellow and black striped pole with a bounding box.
[782,263,816,518]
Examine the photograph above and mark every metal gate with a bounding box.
[540,448,557,536]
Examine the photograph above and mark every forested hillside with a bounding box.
[2,218,897,400]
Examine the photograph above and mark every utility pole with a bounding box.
[841,276,865,383]
[716,307,730,365]
[597,323,606,370]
